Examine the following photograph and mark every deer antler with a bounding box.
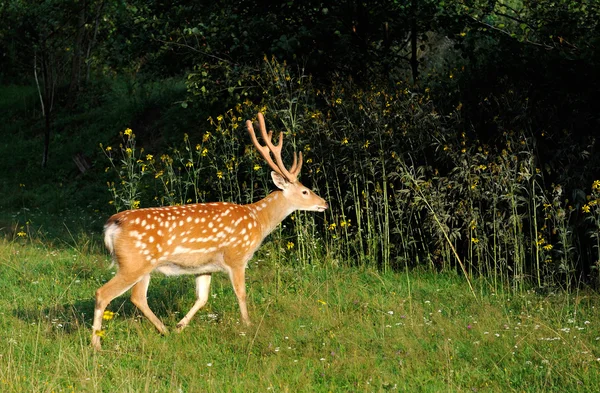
[246,113,303,182]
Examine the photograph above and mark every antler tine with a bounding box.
[247,113,300,182]
[246,119,281,176]
[289,151,303,177]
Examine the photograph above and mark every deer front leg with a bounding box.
[176,274,212,332]
[228,266,251,326]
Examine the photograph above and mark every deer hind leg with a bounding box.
[130,273,168,335]
[176,274,212,332]
[228,266,251,326]
[91,271,143,350]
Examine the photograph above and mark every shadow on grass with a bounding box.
[10,276,201,337]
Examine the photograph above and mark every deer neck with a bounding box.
[247,191,295,237]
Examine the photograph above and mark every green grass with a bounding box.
[1,234,599,392]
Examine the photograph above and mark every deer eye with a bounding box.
[302,190,309,195]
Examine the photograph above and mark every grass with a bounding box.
[1,233,599,392]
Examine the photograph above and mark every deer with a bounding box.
[91,112,328,350]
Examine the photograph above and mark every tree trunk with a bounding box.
[410,2,419,85]
[41,49,52,168]
[69,0,87,98]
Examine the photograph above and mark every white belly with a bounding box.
[154,261,226,276]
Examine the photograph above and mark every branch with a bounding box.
[466,15,554,50]
[155,38,234,64]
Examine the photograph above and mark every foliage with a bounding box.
[102,57,600,292]
[1,0,600,291]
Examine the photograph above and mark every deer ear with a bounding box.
[271,171,290,190]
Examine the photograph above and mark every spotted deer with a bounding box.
[91,113,328,350]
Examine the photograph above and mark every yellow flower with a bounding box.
[471,237,479,243]
[103,311,115,321]
[146,154,153,161]
[17,231,27,238]
[286,241,294,250]
[132,200,140,209]
[317,299,327,305]
[253,164,261,171]
[216,171,223,179]
[201,148,208,157]
[125,147,133,155]
[217,115,224,122]
[341,137,349,145]
[582,204,591,213]
[196,144,201,151]
[185,161,194,168]
[106,146,112,151]
[94,330,106,338]
[593,180,600,190]
[328,223,337,231]
[335,98,342,105]
[543,244,553,251]
[124,128,133,136]
[203,132,211,142]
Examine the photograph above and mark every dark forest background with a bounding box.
[1,0,599,291]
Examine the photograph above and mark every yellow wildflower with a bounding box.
[103,311,115,321]
[543,244,553,251]
[286,241,294,250]
[582,204,591,213]
[124,128,133,136]
[17,231,27,238]
[253,164,261,171]
[216,171,223,179]
[593,180,600,190]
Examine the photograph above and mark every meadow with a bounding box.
[0,211,599,392]
[1,35,599,393]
